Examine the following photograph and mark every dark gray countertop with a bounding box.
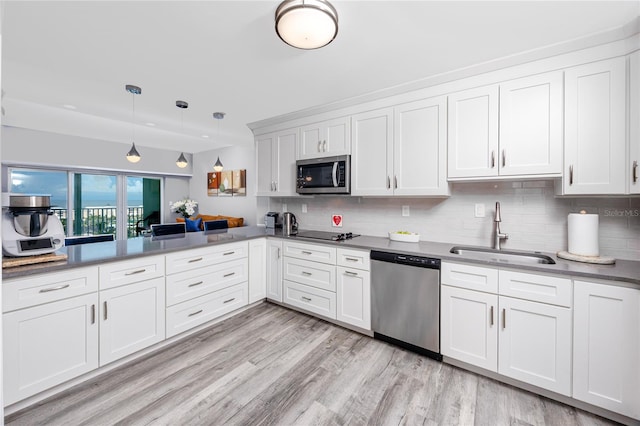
[4,226,640,287]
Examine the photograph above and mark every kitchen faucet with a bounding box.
[494,201,508,250]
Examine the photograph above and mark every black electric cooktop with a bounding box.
[294,230,360,241]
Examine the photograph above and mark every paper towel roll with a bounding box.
[568,212,599,256]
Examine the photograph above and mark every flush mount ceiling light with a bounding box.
[275,0,338,50]
[175,100,189,168]
[125,84,142,163]
[213,112,225,172]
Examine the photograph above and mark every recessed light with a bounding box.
[201,134,209,138]
[145,122,156,127]
[62,104,77,110]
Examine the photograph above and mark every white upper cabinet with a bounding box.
[255,128,298,196]
[499,72,563,176]
[298,116,350,159]
[563,57,626,195]
[448,85,499,178]
[448,72,563,179]
[630,51,640,194]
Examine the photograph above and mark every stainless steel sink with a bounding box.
[449,246,556,265]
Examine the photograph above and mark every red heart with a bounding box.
[332,215,342,226]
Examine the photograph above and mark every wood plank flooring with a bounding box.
[6,303,620,426]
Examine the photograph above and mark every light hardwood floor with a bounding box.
[6,303,619,426]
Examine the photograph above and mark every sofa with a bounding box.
[176,214,244,231]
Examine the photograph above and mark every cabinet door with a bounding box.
[274,128,298,196]
[394,96,450,196]
[299,117,350,159]
[573,281,640,420]
[99,277,165,366]
[448,85,499,178]
[441,285,498,371]
[498,296,571,396]
[630,51,640,194]
[3,293,99,405]
[499,72,563,176]
[351,108,394,196]
[248,238,267,304]
[266,239,283,302]
[255,134,275,195]
[564,57,626,194]
[336,266,370,330]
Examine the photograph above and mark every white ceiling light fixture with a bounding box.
[175,100,189,168]
[213,112,225,172]
[275,0,338,50]
[125,84,142,163]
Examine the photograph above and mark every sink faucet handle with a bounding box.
[495,201,502,222]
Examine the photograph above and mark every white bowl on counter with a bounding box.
[388,231,420,242]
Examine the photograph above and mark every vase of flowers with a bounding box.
[170,198,198,219]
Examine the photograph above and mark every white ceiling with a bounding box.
[2,1,639,153]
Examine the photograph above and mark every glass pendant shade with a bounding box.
[275,0,338,49]
[213,156,224,172]
[126,142,141,163]
[176,152,188,168]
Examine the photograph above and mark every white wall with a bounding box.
[269,181,640,261]
[190,145,257,225]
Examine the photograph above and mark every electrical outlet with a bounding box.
[402,205,410,217]
[282,203,287,212]
[301,204,307,213]
[475,203,485,218]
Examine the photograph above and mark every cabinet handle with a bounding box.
[345,257,359,262]
[502,150,506,167]
[188,257,203,263]
[323,140,327,152]
[502,309,506,329]
[39,284,70,293]
[317,141,322,152]
[223,272,235,278]
[393,175,398,189]
[223,298,236,304]
[274,182,278,192]
[91,304,96,324]
[386,176,391,189]
[103,301,108,321]
[569,165,574,185]
[271,181,274,191]
[223,251,235,256]
[345,271,358,276]
[188,309,203,317]
[491,151,495,168]
[301,251,313,255]
[633,160,638,183]
[301,296,312,302]
[301,271,312,276]
[490,306,494,326]
[188,281,204,288]
[277,247,281,259]
[125,269,146,276]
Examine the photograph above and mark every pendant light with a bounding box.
[175,100,189,168]
[125,84,142,163]
[275,0,338,50]
[213,112,225,172]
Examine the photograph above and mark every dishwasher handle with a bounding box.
[371,250,440,269]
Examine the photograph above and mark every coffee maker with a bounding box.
[2,195,65,257]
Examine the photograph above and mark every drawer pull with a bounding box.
[39,284,70,293]
[345,257,359,262]
[223,272,235,278]
[301,251,313,255]
[188,281,204,288]
[188,309,203,317]
[345,271,358,276]
[91,304,96,324]
[301,296,312,302]
[301,271,312,276]
[188,257,203,263]
[104,301,108,321]
[223,298,236,304]
[223,251,235,256]
[125,269,146,276]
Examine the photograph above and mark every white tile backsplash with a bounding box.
[270,180,640,261]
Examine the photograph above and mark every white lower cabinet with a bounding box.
[573,280,640,420]
[248,238,267,303]
[335,248,371,330]
[266,239,283,302]
[99,277,165,366]
[3,293,99,405]
[283,280,336,319]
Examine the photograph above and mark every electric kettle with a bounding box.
[282,212,298,236]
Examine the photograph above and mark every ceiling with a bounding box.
[2,1,639,154]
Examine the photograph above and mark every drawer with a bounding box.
[166,258,248,306]
[499,270,572,307]
[337,248,370,270]
[283,280,336,320]
[165,242,248,275]
[3,267,99,312]
[283,242,336,265]
[441,262,498,294]
[99,255,165,290]
[166,282,247,338]
[283,257,336,292]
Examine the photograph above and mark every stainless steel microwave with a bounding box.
[296,155,350,194]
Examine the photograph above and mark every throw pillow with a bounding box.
[185,217,202,232]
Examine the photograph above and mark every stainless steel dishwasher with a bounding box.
[371,250,442,361]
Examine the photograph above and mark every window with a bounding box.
[9,168,163,240]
